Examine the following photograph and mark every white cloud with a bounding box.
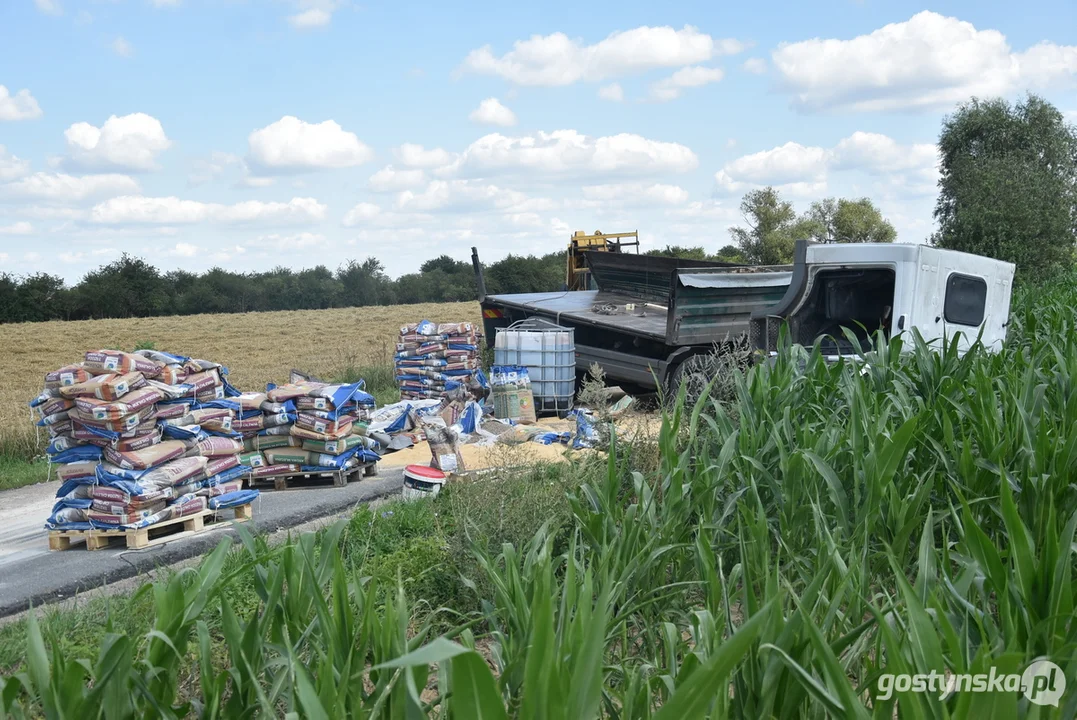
[394,180,549,214]
[112,36,134,57]
[598,83,624,102]
[772,11,1077,112]
[170,242,198,257]
[1,172,140,202]
[714,131,939,198]
[725,138,737,149]
[17,206,88,220]
[247,116,373,172]
[469,98,517,127]
[396,143,454,168]
[715,142,827,196]
[164,242,248,261]
[256,232,326,249]
[742,58,767,74]
[0,86,43,121]
[0,146,30,181]
[289,9,330,28]
[830,131,937,173]
[367,166,427,192]
[462,25,746,86]
[1065,110,1077,124]
[288,0,337,29]
[188,151,240,186]
[342,202,382,226]
[211,245,247,262]
[650,66,724,101]
[34,0,62,15]
[64,113,171,171]
[151,0,182,6]
[443,129,697,178]
[0,221,32,235]
[239,176,275,188]
[719,141,829,186]
[90,196,328,224]
[53,248,118,264]
[581,183,689,206]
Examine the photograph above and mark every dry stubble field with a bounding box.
[0,302,481,457]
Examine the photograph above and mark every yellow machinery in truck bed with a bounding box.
[565,230,639,291]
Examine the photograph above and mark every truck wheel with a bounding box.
[665,353,714,406]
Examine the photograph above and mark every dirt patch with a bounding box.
[380,414,661,472]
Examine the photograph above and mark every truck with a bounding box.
[473,241,1015,395]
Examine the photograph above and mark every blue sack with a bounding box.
[222,377,242,397]
[161,424,206,441]
[209,489,259,509]
[457,401,481,434]
[50,445,103,464]
[195,398,242,412]
[56,476,96,498]
[45,498,93,531]
[203,465,250,486]
[570,409,598,449]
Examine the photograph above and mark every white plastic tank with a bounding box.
[494,318,575,414]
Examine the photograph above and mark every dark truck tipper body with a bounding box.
[473,240,1017,394]
[473,247,793,390]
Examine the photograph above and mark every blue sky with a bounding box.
[1,0,1075,282]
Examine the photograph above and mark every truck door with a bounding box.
[939,266,989,351]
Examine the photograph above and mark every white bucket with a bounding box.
[402,464,447,501]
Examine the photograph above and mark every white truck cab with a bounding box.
[750,241,1016,356]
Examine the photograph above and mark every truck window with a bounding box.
[944,274,987,327]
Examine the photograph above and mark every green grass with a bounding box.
[0,460,590,679]
[4,272,1077,717]
[0,454,49,492]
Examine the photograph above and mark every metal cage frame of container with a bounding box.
[494,318,576,415]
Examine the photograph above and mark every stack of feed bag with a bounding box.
[43,350,257,532]
[395,321,483,401]
[238,380,381,480]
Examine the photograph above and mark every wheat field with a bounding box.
[0,302,481,457]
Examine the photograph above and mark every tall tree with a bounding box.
[729,187,815,265]
[805,197,896,244]
[932,95,1077,279]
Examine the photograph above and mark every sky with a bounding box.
[0,0,1075,283]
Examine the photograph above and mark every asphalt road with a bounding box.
[0,467,405,617]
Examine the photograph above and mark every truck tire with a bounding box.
[664,353,713,406]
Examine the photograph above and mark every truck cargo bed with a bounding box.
[483,290,669,340]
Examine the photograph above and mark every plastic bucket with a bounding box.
[402,464,447,501]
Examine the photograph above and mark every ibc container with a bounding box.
[494,319,575,415]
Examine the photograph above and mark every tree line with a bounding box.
[2,94,1073,324]
[0,252,565,323]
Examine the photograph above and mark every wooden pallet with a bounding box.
[248,461,378,491]
[48,504,253,552]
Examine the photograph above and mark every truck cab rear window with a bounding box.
[944,274,987,326]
